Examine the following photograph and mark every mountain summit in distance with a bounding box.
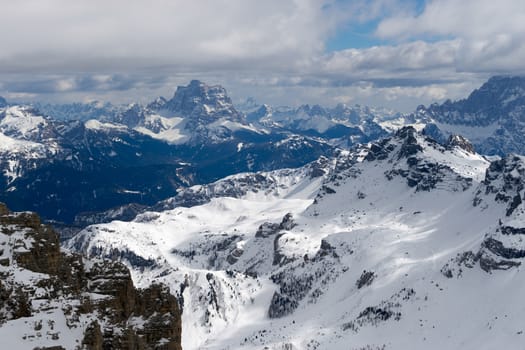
[0,81,335,224]
[418,75,525,155]
[162,79,244,122]
[2,76,525,225]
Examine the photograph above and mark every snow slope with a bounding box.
[69,127,525,349]
[0,106,60,184]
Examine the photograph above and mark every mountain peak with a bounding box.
[412,75,525,155]
[485,75,525,85]
[188,79,205,87]
[296,104,328,117]
[146,96,168,111]
[446,134,475,153]
[419,75,525,125]
[465,75,525,109]
[0,96,6,108]
[164,80,243,122]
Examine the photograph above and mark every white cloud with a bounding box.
[319,40,461,76]
[0,0,522,112]
[0,0,336,72]
[376,0,525,73]
[377,0,524,39]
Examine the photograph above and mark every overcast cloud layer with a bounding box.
[0,0,524,111]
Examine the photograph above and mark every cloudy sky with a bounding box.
[1,0,524,112]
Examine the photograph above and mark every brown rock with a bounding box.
[82,321,103,350]
[0,203,182,350]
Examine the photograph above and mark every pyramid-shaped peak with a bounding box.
[446,134,475,153]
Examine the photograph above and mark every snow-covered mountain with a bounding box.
[418,76,525,155]
[0,84,335,224]
[0,202,182,349]
[243,102,397,147]
[223,75,525,156]
[113,80,251,145]
[4,75,525,227]
[35,81,254,147]
[164,79,244,122]
[0,106,62,184]
[67,127,525,349]
[34,100,120,122]
[0,104,195,224]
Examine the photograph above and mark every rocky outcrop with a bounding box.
[446,134,475,154]
[478,224,525,273]
[164,80,243,122]
[395,127,423,160]
[413,76,525,155]
[0,203,182,349]
[356,270,376,289]
[268,236,348,319]
[365,138,396,162]
[475,155,525,216]
[364,127,474,192]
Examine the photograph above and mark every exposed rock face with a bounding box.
[113,103,147,128]
[146,96,168,111]
[475,154,525,216]
[165,80,243,122]
[414,76,525,155]
[446,134,475,154]
[362,126,474,192]
[395,126,423,159]
[268,235,349,319]
[424,76,525,127]
[0,203,182,349]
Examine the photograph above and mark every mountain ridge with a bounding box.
[418,75,525,155]
[2,76,525,226]
[66,127,525,349]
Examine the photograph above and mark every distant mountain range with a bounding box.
[239,76,525,157]
[417,76,525,155]
[0,81,336,224]
[241,101,394,146]
[2,76,525,226]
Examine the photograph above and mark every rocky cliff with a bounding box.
[0,203,182,350]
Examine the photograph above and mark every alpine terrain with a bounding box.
[0,81,335,225]
[2,76,525,349]
[67,126,525,349]
[0,202,182,349]
[3,76,525,228]
[2,0,523,348]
